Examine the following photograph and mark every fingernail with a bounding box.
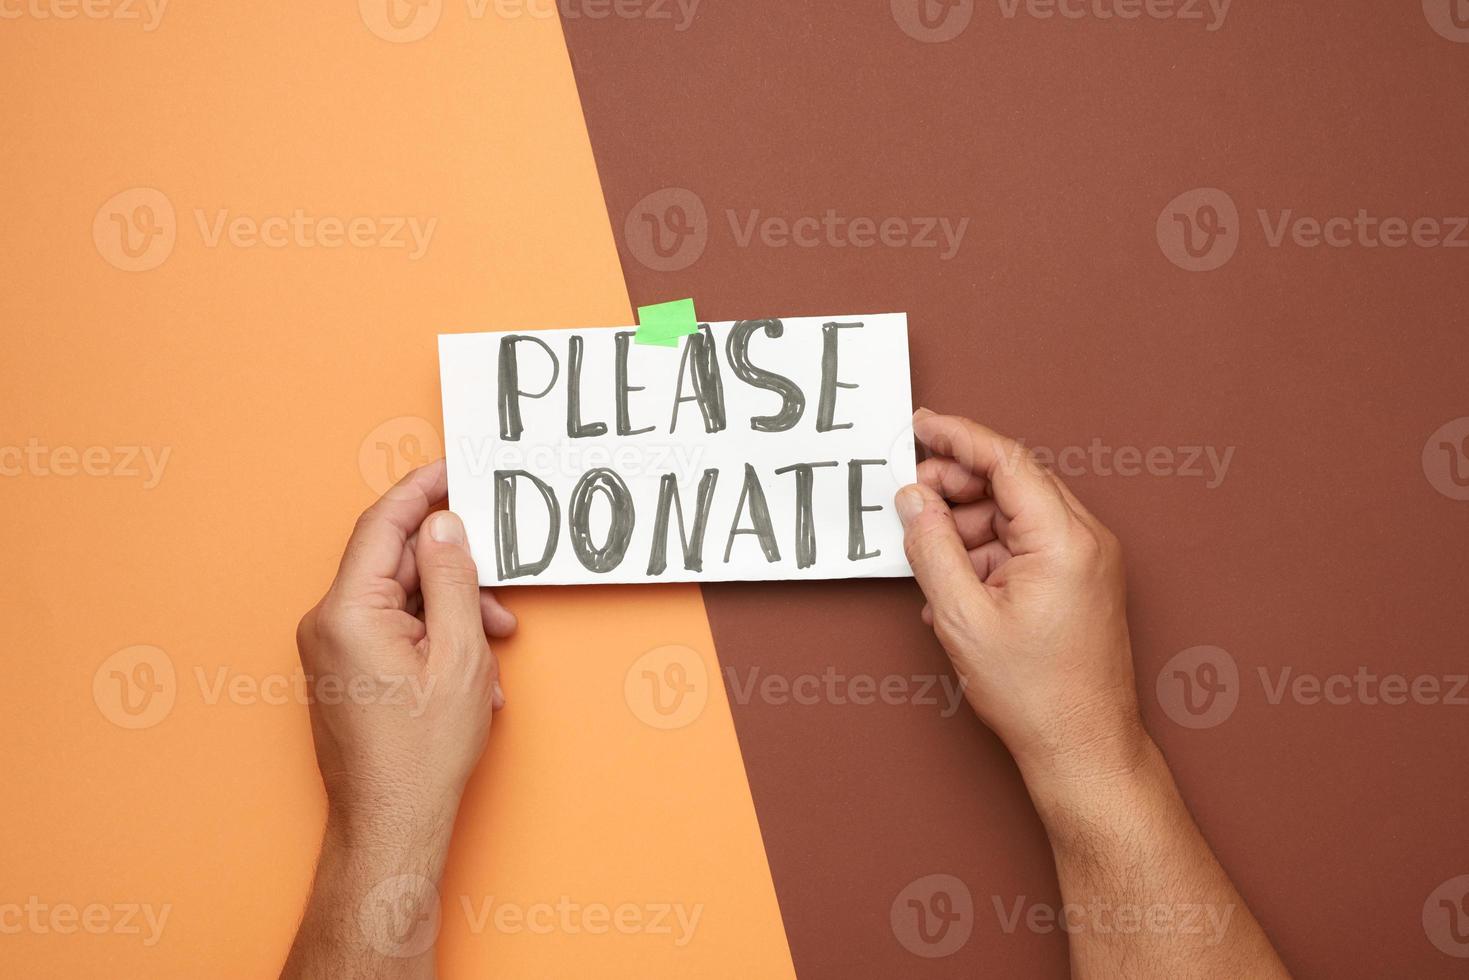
[431,511,466,544]
[896,487,925,526]
[913,407,935,420]
[492,681,506,710]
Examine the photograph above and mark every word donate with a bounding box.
[439,314,916,586]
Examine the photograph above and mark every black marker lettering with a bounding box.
[846,458,885,561]
[816,321,862,432]
[614,330,654,436]
[497,335,560,442]
[493,469,561,579]
[725,319,806,432]
[647,469,719,575]
[723,463,780,563]
[565,334,608,438]
[568,467,635,573]
[668,324,728,434]
[774,461,838,569]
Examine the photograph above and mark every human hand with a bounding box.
[295,459,517,846]
[895,409,1146,787]
[895,411,1291,979]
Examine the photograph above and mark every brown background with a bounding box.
[561,3,1469,975]
[563,2,1469,977]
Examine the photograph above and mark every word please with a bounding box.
[497,321,862,441]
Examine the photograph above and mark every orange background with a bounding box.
[1,5,793,977]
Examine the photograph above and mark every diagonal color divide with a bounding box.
[0,7,793,980]
[559,1,1469,977]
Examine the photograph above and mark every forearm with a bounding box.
[281,813,454,980]
[1022,737,1289,980]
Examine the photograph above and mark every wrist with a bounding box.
[282,803,455,978]
[1018,725,1169,852]
[1010,704,1156,823]
[324,796,459,874]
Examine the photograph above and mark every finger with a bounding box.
[912,411,1072,532]
[993,508,1012,545]
[480,591,518,639]
[897,483,989,618]
[924,448,1092,539]
[951,500,1000,549]
[394,531,421,597]
[336,460,448,599]
[1039,465,1097,525]
[486,648,506,710]
[918,456,989,503]
[968,540,1013,582]
[403,613,427,647]
[415,511,488,661]
[928,441,1088,553]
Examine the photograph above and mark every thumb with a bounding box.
[416,511,490,660]
[897,484,988,624]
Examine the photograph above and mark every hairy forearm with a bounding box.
[281,814,454,980]
[1022,737,1289,980]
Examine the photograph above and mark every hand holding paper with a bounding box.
[438,314,916,586]
[896,411,1291,980]
[284,461,515,977]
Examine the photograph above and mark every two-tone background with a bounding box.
[3,1,1467,976]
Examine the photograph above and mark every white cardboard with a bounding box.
[438,313,916,586]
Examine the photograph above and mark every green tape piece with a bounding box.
[635,298,698,347]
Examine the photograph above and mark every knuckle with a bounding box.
[1003,439,1038,474]
[436,634,491,669]
[473,648,499,684]
[932,598,981,644]
[351,509,379,540]
[314,597,365,645]
[295,607,319,651]
[1056,522,1105,567]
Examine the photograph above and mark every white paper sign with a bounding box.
[438,313,916,586]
